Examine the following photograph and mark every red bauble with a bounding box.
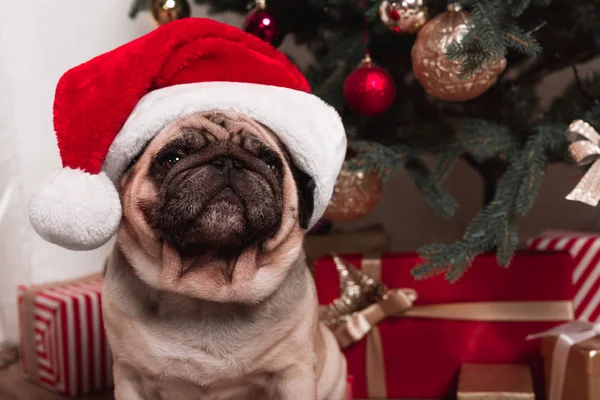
[243,9,285,47]
[343,57,396,116]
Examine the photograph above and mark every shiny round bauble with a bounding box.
[411,5,507,102]
[324,166,383,222]
[343,56,396,116]
[151,0,191,26]
[243,8,285,47]
[379,0,429,34]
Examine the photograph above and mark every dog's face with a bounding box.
[117,111,315,303]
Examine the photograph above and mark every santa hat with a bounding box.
[29,18,346,251]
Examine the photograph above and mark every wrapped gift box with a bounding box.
[457,364,534,400]
[347,375,354,400]
[315,251,575,399]
[529,230,600,322]
[540,332,600,400]
[17,274,113,397]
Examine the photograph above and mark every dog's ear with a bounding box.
[289,164,315,230]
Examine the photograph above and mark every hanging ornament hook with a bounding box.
[447,1,463,12]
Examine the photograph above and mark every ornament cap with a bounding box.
[447,2,463,12]
[255,0,266,10]
[361,54,373,67]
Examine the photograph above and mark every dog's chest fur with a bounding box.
[103,246,317,399]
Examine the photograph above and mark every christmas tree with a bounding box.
[129,0,600,281]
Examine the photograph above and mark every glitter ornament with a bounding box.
[243,0,285,47]
[324,162,383,222]
[343,55,396,116]
[319,255,387,329]
[151,0,191,26]
[411,4,507,102]
[379,0,429,34]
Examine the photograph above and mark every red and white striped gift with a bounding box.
[17,273,113,397]
[529,230,600,322]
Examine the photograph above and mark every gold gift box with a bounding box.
[457,364,534,400]
[541,336,600,400]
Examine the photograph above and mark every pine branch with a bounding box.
[346,140,412,180]
[508,0,533,17]
[449,0,549,77]
[454,119,519,162]
[129,0,152,18]
[413,121,568,281]
[503,25,542,56]
[405,158,459,219]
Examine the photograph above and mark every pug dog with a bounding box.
[102,110,348,400]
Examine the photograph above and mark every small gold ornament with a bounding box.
[411,4,507,102]
[319,255,387,329]
[151,0,191,26]
[379,0,429,34]
[324,164,383,222]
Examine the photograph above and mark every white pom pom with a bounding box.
[28,168,122,251]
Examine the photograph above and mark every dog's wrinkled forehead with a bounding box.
[163,111,285,152]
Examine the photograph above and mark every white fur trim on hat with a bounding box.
[103,82,347,228]
[28,169,121,250]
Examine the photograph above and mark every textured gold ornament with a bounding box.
[411,5,507,102]
[379,0,429,34]
[319,255,387,329]
[151,0,191,26]
[323,165,383,222]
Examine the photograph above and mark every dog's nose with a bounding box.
[211,156,243,170]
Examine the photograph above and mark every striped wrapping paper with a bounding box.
[17,273,113,397]
[528,230,600,322]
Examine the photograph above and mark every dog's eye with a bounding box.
[268,163,280,177]
[158,153,183,169]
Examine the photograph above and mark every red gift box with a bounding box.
[315,251,574,399]
[528,230,600,322]
[347,375,354,400]
[17,274,113,397]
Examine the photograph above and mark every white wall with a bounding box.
[0,1,598,342]
[0,0,231,342]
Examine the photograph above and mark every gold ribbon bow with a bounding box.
[566,120,600,206]
[319,255,574,399]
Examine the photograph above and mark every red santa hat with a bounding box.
[29,18,346,251]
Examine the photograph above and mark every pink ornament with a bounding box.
[343,57,396,116]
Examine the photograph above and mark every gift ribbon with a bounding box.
[334,258,574,399]
[527,321,600,400]
[565,119,600,206]
[20,273,103,382]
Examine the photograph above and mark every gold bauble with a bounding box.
[151,0,191,26]
[379,0,429,34]
[411,5,507,102]
[323,166,382,222]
